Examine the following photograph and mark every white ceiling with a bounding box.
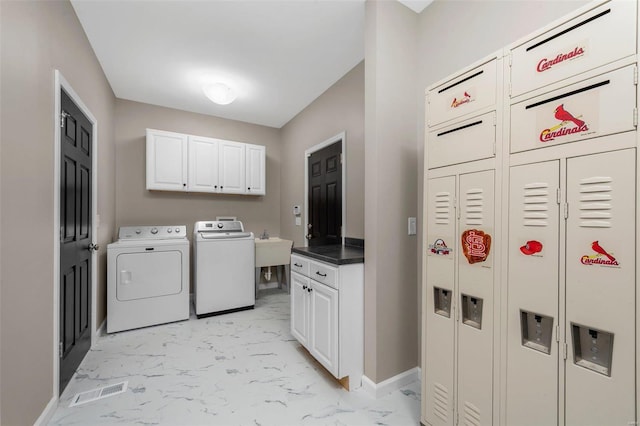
[71,0,430,129]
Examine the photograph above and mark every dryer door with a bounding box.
[116,250,183,301]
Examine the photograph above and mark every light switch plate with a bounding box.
[408,217,416,235]
[295,217,302,226]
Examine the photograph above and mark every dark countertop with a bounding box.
[291,244,364,265]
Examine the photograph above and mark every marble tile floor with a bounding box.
[49,289,421,426]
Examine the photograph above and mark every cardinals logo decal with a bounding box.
[539,104,589,142]
[451,91,472,109]
[581,241,620,267]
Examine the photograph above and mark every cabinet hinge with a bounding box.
[563,202,569,219]
[60,111,70,128]
[633,108,638,127]
[59,342,63,358]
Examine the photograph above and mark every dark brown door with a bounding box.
[307,141,342,246]
[60,90,93,393]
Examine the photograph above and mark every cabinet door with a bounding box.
[146,129,187,191]
[565,149,635,426]
[290,272,310,347]
[309,281,339,377]
[245,144,266,195]
[507,161,560,426]
[219,141,246,194]
[457,169,495,426]
[188,135,219,192]
[425,175,456,426]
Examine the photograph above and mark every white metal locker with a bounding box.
[565,149,636,425]
[506,161,561,426]
[457,170,495,426]
[427,58,497,127]
[425,175,457,426]
[510,64,636,154]
[510,0,637,97]
[428,112,496,169]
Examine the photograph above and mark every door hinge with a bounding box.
[59,341,63,358]
[563,202,569,219]
[563,342,568,360]
[60,111,70,128]
[556,188,561,205]
[633,108,638,127]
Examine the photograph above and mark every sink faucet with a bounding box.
[260,229,269,240]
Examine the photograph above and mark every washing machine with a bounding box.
[107,225,189,333]
[194,221,255,318]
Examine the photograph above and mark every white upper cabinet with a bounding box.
[146,129,188,191]
[509,0,637,98]
[187,135,219,192]
[146,129,265,195]
[218,140,246,194]
[245,143,266,195]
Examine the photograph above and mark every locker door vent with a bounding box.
[433,382,449,421]
[464,188,484,226]
[435,191,452,225]
[523,182,550,227]
[578,176,613,228]
[463,401,481,426]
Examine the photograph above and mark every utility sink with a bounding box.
[255,237,293,267]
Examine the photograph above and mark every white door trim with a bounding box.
[303,132,346,247]
[53,70,99,400]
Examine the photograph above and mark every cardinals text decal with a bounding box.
[581,241,620,267]
[450,88,474,109]
[537,46,586,73]
[540,104,589,142]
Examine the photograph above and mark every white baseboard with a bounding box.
[33,395,57,426]
[361,366,421,399]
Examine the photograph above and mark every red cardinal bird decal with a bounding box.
[464,91,470,98]
[592,241,616,262]
[554,104,584,127]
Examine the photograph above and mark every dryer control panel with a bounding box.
[118,225,187,240]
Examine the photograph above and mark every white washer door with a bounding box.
[116,251,183,301]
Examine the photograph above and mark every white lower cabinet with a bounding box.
[290,254,363,389]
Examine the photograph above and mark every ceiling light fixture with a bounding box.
[203,82,237,105]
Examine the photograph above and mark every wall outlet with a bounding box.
[408,217,417,235]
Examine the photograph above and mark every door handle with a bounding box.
[88,243,100,252]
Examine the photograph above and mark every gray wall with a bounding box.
[279,61,365,246]
[0,0,116,424]
[415,0,589,359]
[115,99,282,243]
[364,0,419,383]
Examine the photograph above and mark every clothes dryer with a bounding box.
[107,226,189,333]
